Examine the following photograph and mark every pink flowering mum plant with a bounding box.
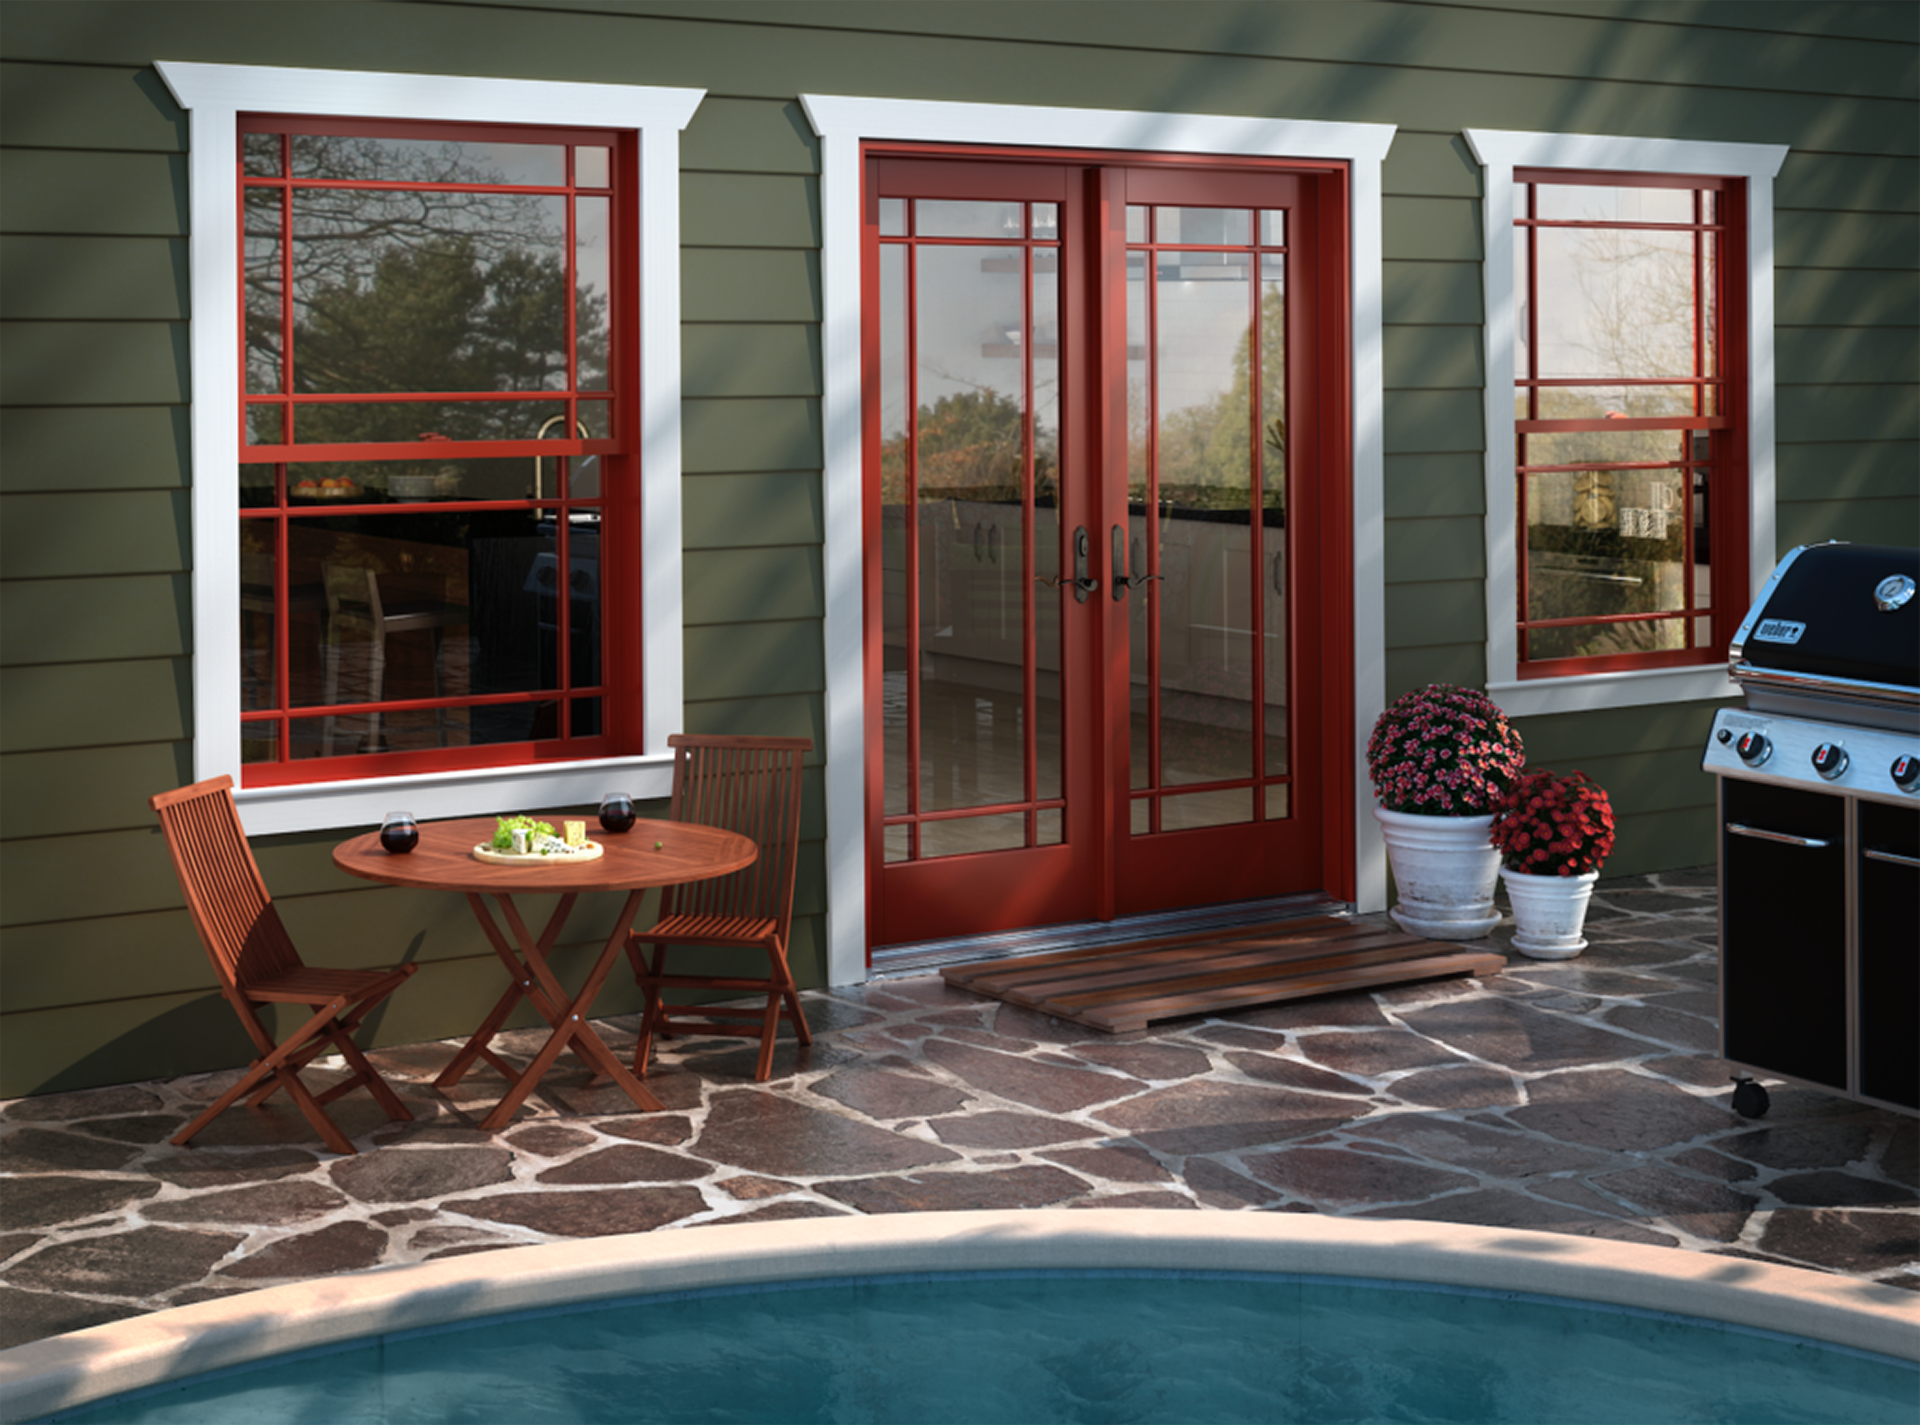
[1366,684,1525,816]
[1489,769,1616,877]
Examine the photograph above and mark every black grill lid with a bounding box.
[1731,542,1919,692]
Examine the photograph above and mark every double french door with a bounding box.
[865,151,1351,949]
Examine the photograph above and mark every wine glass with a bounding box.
[599,793,636,834]
[379,811,419,854]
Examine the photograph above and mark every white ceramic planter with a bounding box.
[1373,806,1502,940]
[1500,867,1600,959]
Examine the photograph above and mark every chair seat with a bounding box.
[247,964,416,1004]
[642,913,779,946]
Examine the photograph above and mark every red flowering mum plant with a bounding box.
[1366,684,1526,816]
[1488,769,1616,877]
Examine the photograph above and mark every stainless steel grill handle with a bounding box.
[1725,823,1831,850]
[1863,847,1920,868]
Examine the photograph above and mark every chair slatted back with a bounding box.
[660,735,810,933]
[150,776,304,994]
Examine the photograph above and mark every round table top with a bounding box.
[332,816,757,895]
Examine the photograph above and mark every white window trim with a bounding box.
[801,95,1397,982]
[155,62,702,836]
[1463,128,1788,717]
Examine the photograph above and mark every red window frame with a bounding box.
[235,114,643,786]
[1513,168,1749,678]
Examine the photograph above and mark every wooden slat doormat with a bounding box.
[940,916,1505,1033]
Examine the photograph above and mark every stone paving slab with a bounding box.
[2,873,1915,1351]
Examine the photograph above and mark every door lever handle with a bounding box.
[1038,525,1099,602]
[1111,523,1162,600]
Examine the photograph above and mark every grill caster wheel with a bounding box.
[1731,1077,1771,1119]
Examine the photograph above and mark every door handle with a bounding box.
[1111,523,1162,600]
[1039,525,1099,602]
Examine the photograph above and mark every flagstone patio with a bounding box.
[2,869,1914,1352]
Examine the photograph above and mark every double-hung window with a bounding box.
[1512,170,1742,675]
[1466,131,1787,715]
[158,64,701,833]
[240,116,629,782]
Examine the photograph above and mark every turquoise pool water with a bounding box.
[44,1270,1917,1424]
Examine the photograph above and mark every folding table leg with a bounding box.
[435,892,574,1091]
[475,890,662,1132]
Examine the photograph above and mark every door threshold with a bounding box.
[868,893,1351,978]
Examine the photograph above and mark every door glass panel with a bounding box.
[880,243,909,818]
[1155,207,1251,246]
[915,245,1024,816]
[1033,249,1064,805]
[881,214,1058,862]
[922,812,1030,859]
[1259,262,1288,783]
[1126,205,1288,835]
[1126,251,1153,793]
[1154,248,1253,797]
[915,200,1024,239]
[1159,787,1252,831]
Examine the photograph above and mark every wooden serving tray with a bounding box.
[470,842,604,866]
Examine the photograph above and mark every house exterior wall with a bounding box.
[2,0,1914,1096]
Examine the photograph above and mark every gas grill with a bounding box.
[1700,541,1919,1117]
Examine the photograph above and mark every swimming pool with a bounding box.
[4,1213,1914,1423]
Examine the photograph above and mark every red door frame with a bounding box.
[861,143,1356,951]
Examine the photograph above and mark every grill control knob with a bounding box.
[1812,742,1849,779]
[1735,731,1771,766]
[1893,754,1920,793]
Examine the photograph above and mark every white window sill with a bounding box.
[235,754,675,837]
[1489,663,1737,718]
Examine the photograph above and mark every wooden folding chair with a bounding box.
[151,775,419,1155]
[628,734,813,1082]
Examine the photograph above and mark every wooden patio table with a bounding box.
[332,815,757,1131]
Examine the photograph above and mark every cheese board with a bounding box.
[471,840,604,866]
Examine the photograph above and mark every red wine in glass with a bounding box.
[599,793,636,833]
[379,811,419,854]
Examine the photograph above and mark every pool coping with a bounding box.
[3,1210,1915,1419]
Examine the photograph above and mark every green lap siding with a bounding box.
[0,408,190,492]
[2,0,1913,1095]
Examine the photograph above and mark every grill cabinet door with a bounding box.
[1857,801,1919,1111]
[1720,780,1848,1092]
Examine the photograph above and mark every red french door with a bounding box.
[864,150,1352,949]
